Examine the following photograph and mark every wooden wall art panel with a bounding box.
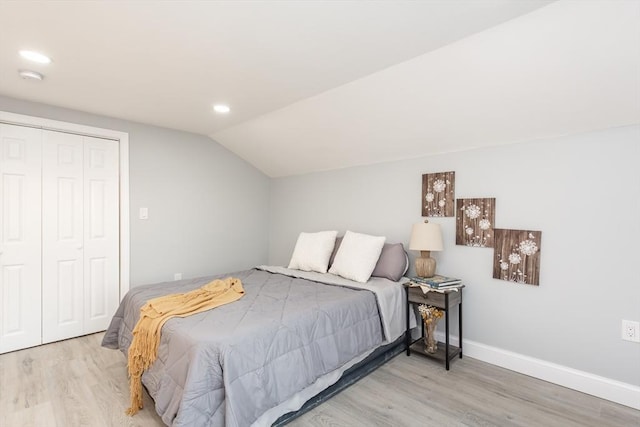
[493,229,542,286]
[456,198,496,248]
[421,171,455,217]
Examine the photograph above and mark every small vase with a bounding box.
[424,318,440,354]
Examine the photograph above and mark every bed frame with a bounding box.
[273,336,405,425]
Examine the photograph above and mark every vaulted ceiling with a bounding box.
[1,1,638,177]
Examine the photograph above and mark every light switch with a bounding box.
[139,207,149,220]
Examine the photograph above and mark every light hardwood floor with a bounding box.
[0,333,638,427]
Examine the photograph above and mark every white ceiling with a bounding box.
[1,1,638,177]
[0,0,552,136]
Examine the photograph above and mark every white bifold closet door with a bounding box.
[42,130,119,344]
[0,124,42,354]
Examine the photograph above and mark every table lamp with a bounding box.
[409,220,443,278]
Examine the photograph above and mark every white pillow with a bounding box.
[329,230,386,283]
[288,231,338,273]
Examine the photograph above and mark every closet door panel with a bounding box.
[0,124,42,353]
[42,130,84,344]
[83,137,119,334]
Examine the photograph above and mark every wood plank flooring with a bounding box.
[0,333,638,427]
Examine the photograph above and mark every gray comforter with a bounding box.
[102,268,383,427]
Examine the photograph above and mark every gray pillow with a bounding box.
[371,243,408,282]
[330,238,408,282]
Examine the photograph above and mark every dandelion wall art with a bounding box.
[422,171,455,217]
[456,198,495,248]
[493,229,542,286]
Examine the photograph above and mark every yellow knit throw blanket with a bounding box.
[125,277,245,416]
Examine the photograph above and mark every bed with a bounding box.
[103,233,416,426]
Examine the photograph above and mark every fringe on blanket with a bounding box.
[126,277,245,415]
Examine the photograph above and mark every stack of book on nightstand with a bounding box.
[409,275,462,290]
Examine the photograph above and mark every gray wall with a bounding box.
[0,95,270,286]
[269,125,640,386]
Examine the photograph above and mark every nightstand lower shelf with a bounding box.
[408,340,460,362]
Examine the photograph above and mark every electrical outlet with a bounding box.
[174,273,182,281]
[621,320,640,342]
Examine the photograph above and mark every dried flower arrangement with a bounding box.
[418,304,444,323]
[418,304,444,354]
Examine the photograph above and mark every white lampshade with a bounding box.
[409,221,443,251]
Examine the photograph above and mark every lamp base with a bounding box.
[415,251,437,278]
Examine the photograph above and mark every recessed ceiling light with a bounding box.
[213,104,230,114]
[19,70,44,81]
[19,50,51,64]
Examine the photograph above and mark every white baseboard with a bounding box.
[433,332,640,410]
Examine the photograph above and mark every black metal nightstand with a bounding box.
[403,282,464,370]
